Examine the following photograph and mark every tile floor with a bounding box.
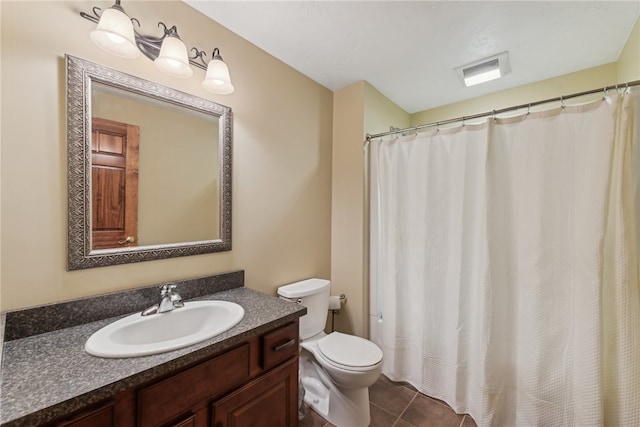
[299,375,477,427]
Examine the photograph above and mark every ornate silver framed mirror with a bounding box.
[66,55,232,270]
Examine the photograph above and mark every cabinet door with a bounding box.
[212,358,298,427]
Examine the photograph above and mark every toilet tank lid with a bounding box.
[278,278,330,298]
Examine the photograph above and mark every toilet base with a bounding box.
[300,352,372,427]
[301,376,330,416]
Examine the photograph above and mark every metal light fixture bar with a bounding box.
[80,6,212,71]
[79,1,234,94]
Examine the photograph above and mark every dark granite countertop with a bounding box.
[0,274,305,427]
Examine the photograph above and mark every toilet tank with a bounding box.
[277,278,330,340]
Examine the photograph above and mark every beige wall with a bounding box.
[330,82,365,335]
[0,1,333,311]
[331,82,408,336]
[617,16,640,83]
[364,83,410,136]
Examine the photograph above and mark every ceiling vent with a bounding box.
[455,51,511,87]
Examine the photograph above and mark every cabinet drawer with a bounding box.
[261,322,298,370]
[167,413,196,427]
[138,344,250,427]
[57,401,113,427]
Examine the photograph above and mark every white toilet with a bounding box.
[278,278,383,427]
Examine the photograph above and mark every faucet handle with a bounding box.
[152,283,183,314]
[160,283,177,296]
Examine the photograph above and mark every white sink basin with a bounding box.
[85,300,244,358]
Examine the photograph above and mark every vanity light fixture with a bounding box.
[455,51,511,87]
[80,0,234,93]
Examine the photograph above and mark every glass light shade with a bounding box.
[154,36,193,79]
[202,58,235,94]
[464,68,501,87]
[89,7,139,59]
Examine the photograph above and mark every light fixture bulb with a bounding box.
[202,52,234,95]
[154,35,193,79]
[106,32,127,45]
[89,5,139,59]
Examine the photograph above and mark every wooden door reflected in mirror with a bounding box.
[91,118,139,249]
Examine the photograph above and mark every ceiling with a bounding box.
[184,1,640,114]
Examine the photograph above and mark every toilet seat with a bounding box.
[316,332,383,372]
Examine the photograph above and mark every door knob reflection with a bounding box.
[118,236,136,245]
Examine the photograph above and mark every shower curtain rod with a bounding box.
[365,79,640,142]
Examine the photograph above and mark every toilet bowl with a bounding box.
[278,278,383,427]
[303,331,383,389]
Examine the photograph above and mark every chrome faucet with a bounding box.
[142,283,184,316]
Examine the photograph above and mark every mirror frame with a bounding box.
[66,55,232,270]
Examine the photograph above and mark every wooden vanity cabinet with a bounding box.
[50,320,299,427]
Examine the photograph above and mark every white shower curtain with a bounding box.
[369,92,639,426]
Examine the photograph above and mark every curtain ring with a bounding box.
[492,110,497,122]
[625,82,629,94]
[603,86,609,99]
[526,104,531,116]
[462,116,465,127]
[560,95,565,109]
[436,121,440,132]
